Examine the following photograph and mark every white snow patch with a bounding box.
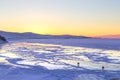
[0,52,20,58]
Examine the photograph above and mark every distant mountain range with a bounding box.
[0,31,90,40]
[94,35,120,39]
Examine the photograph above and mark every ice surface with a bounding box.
[75,74,105,80]
[0,39,120,80]
[14,39,120,50]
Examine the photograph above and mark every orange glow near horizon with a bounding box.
[1,18,120,37]
[0,24,120,37]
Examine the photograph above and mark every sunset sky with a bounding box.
[0,0,120,36]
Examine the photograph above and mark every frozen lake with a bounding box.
[0,39,120,80]
[13,38,120,50]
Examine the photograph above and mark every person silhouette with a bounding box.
[77,62,80,67]
[102,66,104,71]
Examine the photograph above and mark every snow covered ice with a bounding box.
[0,39,120,80]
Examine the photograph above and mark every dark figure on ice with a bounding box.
[77,62,80,67]
[102,66,104,71]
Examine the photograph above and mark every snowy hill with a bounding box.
[0,31,90,40]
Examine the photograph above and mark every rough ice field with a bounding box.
[0,39,120,80]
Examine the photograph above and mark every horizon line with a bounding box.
[0,30,120,38]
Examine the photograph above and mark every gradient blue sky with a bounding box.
[0,0,120,36]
